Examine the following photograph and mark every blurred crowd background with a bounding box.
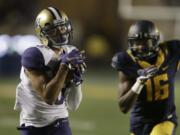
[1,0,180,76]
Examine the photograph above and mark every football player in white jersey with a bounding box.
[14,7,86,135]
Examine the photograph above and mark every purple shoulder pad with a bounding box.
[21,47,45,70]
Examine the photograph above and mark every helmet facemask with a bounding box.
[41,20,73,47]
[127,20,160,60]
[35,7,73,47]
[128,35,159,60]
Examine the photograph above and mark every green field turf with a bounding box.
[0,71,180,135]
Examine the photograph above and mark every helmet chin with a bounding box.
[134,49,158,61]
[48,34,69,47]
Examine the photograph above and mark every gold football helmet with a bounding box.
[35,7,72,47]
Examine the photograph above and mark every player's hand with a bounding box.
[60,49,85,70]
[76,61,87,74]
[137,66,158,83]
[71,69,83,86]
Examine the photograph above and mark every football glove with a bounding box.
[137,66,158,83]
[71,69,83,86]
[60,49,85,70]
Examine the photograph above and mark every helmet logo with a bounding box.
[36,18,40,27]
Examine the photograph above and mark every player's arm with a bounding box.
[165,40,180,57]
[26,64,69,105]
[64,63,86,111]
[118,66,158,114]
[117,71,141,114]
[65,84,82,111]
[111,53,142,113]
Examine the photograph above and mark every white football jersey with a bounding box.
[14,45,78,127]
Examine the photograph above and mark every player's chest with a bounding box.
[137,63,177,102]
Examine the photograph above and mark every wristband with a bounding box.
[131,78,144,94]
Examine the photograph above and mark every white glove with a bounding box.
[137,66,159,83]
[131,66,159,94]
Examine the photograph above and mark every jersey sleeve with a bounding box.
[111,52,124,70]
[21,47,45,70]
[111,52,136,78]
[165,40,180,59]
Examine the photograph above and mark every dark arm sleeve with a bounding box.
[111,52,138,79]
[111,53,123,70]
[167,40,180,59]
[174,40,180,59]
[21,47,45,70]
[111,53,131,75]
